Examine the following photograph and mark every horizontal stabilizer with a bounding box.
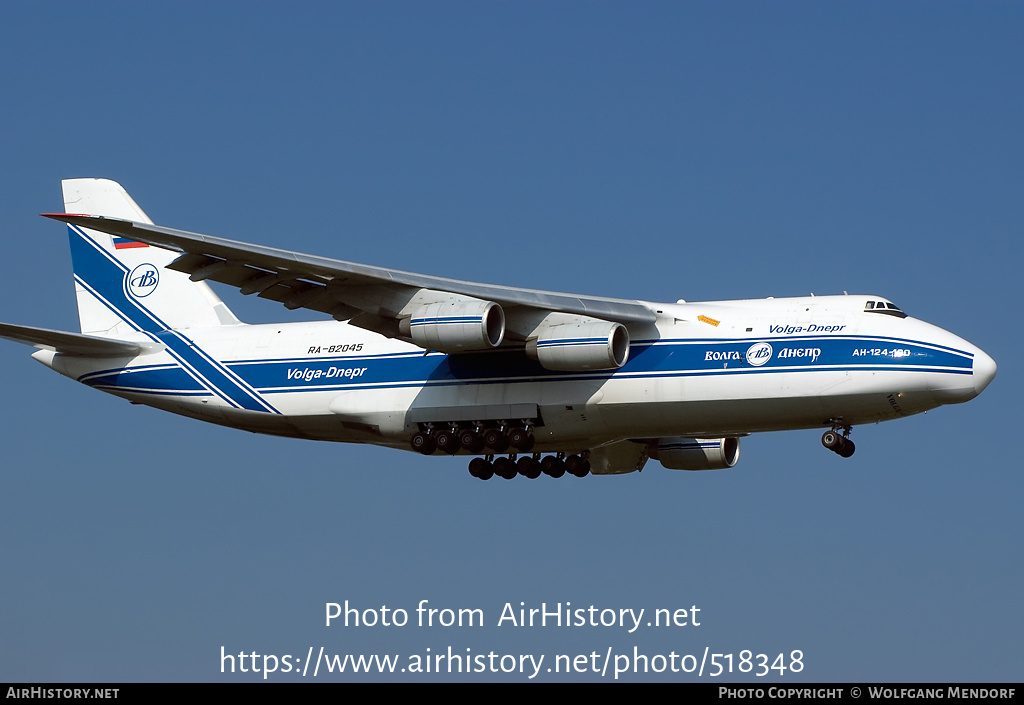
[0,322,144,357]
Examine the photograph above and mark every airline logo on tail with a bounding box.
[128,264,159,298]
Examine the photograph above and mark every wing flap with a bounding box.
[0,322,144,357]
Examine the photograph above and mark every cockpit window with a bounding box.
[864,300,906,318]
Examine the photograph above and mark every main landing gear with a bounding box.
[410,420,536,457]
[821,423,855,458]
[467,452,591,481]
[411,420,591,479]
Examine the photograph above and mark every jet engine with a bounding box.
[525,320,629,371]
[399,299,505,352]
[651,437,740,471]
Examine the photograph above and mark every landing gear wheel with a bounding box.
[468,458,493,480]
[459,429,485,454]
[435,429,460,455]
[565,454,590,478]
[822,425,855,458]
[541,455,566,478]
[410,432,436,455]
[493,456,517,480]
[508,427,534,452]
[483,428,509,453]
[517,456,541,479]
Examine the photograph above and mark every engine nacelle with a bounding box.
[400,299,505,352]
[525,320,629,371]
[652,437,740,471]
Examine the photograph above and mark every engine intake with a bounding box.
[526,320,630,371]
[652,437,740,471]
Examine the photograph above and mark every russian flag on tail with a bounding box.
[113,236,148,250]
[41,213,151,250]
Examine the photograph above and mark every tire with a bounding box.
[483,428,509,453]
[493,457,517,479]
[410,432,436,455]
[541,456,565,478]
[435,429,459,455]
[565,454,590,477]
[459,430,485,454]
[469,458,493,480]
[508,427,532,451]
[517,456,541,479]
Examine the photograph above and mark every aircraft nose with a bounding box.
[973,348,997,396]
[925,329,996,405]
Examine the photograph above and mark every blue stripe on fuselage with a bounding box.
[88,335,974,398]
[228,337,970,393]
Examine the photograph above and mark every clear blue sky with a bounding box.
[0,1,1020,682]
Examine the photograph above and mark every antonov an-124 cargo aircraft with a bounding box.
[0,179,996,480]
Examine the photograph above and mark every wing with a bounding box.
[44,213,656,369]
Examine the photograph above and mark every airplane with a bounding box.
[0,179,997,480]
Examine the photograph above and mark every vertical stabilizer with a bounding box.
[62,178,240,336]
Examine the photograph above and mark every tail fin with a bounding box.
[62,178,240,337]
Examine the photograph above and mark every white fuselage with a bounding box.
[34,294,995,454]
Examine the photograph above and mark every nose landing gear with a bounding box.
[822,423,855,458]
